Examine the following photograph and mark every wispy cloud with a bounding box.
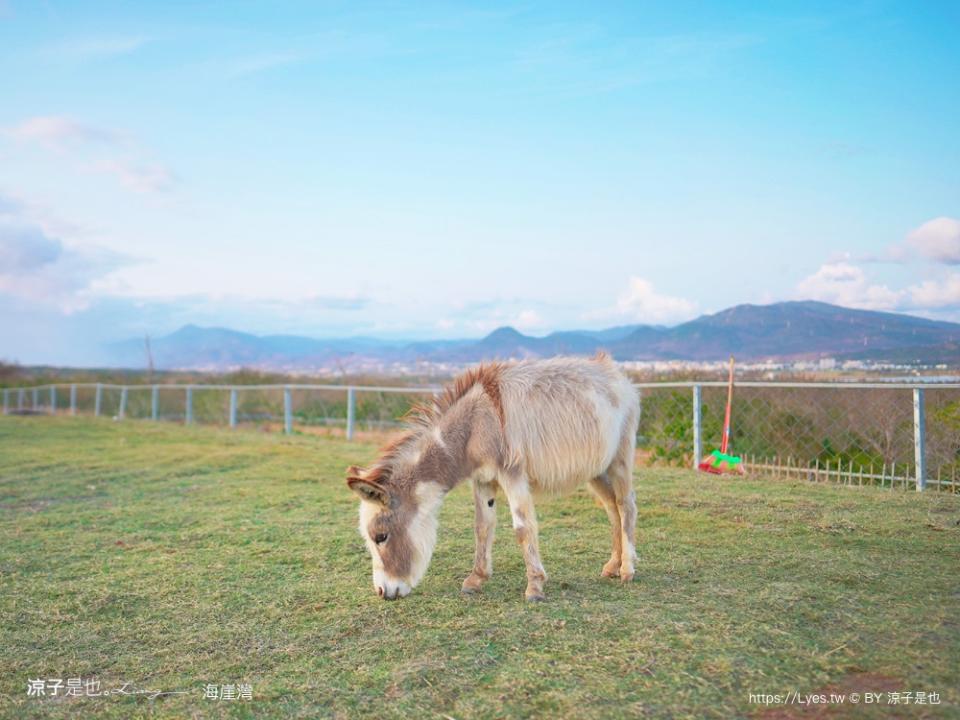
[6,115,176,194]
[6,115,122,149]
[92,158,176,194]
[513,27,761,99]
[36,34,147,63]
[225,50,312,78]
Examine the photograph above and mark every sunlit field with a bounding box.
[1,417,958,719]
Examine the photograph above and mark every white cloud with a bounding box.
[907,217,960,265]
[513,309,544,331]
[432,298,555,335]
[908,273,960,310]
[796,261,904,311]
[612,277,697,323]
[0,195,133,313]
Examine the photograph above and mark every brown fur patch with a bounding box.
[365,506,415,578]
[408,362,505,429]
[364,431,417,484]
[357,364,506,500]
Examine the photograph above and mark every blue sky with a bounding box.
[1,1,959,364]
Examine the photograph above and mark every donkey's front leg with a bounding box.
[500,473,547,602]
[461,479,498,594]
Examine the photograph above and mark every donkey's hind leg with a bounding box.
[462,478,498,594]
[588,473,622,578]
[608,426,638,583]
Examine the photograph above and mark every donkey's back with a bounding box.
[499,354,639,494]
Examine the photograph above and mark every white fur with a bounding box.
[404,482,445,588]
[510,505,525,529]
[500,357,638,494]
[357,482,446,597]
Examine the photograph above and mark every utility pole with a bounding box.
[144,334,155,381]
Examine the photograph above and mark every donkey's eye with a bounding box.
[374,532,388,544]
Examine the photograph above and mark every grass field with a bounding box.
[1,417,958,719]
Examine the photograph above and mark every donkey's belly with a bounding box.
[524,452,612,496]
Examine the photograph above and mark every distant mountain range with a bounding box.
[108,301,960,370]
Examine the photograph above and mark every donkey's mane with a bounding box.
[364,363,505,483]
[409,362,505,429]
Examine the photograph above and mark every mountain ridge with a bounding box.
[109,301,960,369]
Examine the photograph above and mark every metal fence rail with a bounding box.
[3,381,959,492]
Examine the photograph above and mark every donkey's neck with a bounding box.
[407,391,501,494]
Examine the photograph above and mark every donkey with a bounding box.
[346,353,640,601]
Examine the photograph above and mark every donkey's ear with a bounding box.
[347,476,390,507]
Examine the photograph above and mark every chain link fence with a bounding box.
[637,382,959,492]
[4,381,958,492]
[0,383,438,439]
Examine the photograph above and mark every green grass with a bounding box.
[1,417,958,719]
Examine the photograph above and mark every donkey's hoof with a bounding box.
[461,573,486,595]
[525,592,546,603]
[619,570,635,584]
[600,560,621,578]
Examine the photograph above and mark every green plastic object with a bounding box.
[710,449,742,465]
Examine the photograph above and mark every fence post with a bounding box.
[2,388,8,415]
[70,385,77,415]
[913,388,926,492]
[151,385,159,421]
[18,388,25,410]
[692,384,702,469]
[284,386,293,434]
[50,386,56,414]
[185,386,193,425]
[32,387,38,410]
[229,388,238,428]
[346,386,356,441]
[119,387,128,420]
[94,384,102,417]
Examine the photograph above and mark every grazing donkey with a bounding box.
[346,353,640,601]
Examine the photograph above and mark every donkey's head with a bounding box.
[346,463,446,600]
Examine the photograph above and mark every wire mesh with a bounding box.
[291,387,348,429]
[926,387,960,488]
[355,389,430,431]
[4,381,958,491]
[224,387,277,428]
[635,383,958,491]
